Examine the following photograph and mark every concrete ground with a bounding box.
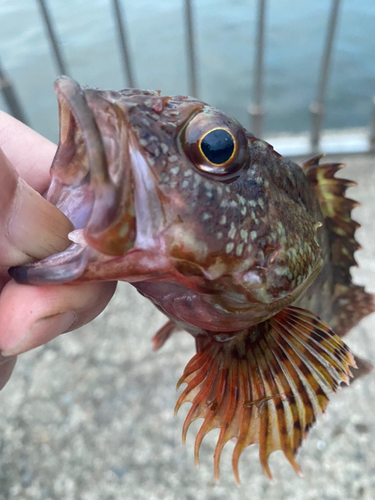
[0,154,374,500]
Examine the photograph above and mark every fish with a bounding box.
[9,76,375,482]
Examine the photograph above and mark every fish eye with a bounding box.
[182,111,249,179]
[199,128,236,166]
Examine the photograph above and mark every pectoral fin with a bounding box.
[175,306,355,483]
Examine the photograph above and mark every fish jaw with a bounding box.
[9,77,176,285]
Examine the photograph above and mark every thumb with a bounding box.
[0,148,73,267]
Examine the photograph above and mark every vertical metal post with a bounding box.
[370,96,375,153]
[0,60,28,124]
[112,0,135,88]
[184,0,198,98]
[248,0,266,138]
[310,0,341,152]
[36,0,68,75]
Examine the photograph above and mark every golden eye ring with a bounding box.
[198,127,237,167]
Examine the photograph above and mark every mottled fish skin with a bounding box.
[13,78,324,334]
[8,77,373,481]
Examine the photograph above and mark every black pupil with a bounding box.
[201,129,234,165]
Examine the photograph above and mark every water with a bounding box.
[0,0,374,143]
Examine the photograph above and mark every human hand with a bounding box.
[0,111,117,390]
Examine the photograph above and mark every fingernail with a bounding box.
[2,311,77,356]
[7,178,73,262]
[0,354,17,391]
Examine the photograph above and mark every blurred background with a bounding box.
[0,1,375,500]
[0,0,375,155]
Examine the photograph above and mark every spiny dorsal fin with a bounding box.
[302,155,375,337]
[303,156,359,285]
[175,306,355,483]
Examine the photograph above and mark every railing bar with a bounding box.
[0,59,28,124]
[36,0,68,75]
[310,0,341,151]
[184,0,198,98]
[248,0,266,138]
[112,0,135,88]
[370,97,375,153]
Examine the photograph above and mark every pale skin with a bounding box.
[0,111,117,390]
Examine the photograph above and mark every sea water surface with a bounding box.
[0,0,374,142]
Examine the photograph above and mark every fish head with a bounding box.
[10,77,323,327]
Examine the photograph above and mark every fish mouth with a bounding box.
[10,76,139,284]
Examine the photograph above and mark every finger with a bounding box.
[0,110,56,193]
[0,280,117,356]
[0,354,17,391]
[0,148,73,266]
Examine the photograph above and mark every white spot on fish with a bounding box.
[193,173,201,188]
[160,143,169,154]
[241,207,247,216]
[217,232,223,239]
[240,229,248,242]
[182,180,189,188]
[170,166,180,175]
[236,243,244,256]
[226,242,235,253]
[228,222,236,239]
[250,231,257,241]
[169,155,178,162]
[237,194,246,205]
[202,212,212,221]
[220,215,227,225]
[184,169,193,177]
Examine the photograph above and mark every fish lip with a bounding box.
[53,77,137,255]
[52,76,122,232]
[54,76,110,188]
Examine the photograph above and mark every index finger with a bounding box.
[0,110,56,194]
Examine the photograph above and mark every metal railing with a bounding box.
[1,0,374,157]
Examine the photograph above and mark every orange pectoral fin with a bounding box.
[175,306,356,483]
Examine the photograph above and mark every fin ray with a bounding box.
[176,306,355,482]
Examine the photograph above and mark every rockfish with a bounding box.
[10,77,375,482]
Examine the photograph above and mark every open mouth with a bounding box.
[9,76,137,285]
